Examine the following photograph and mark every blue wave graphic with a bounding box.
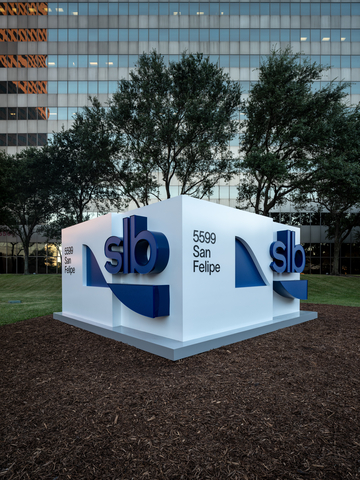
[235,237,268,288]
[84,245,170,318]
[273,280,308,300]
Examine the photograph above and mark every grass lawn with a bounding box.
[0,274,62,326]
[301,273,360,307]
[0,273,359,326]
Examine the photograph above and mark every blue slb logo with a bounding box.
[84,215,170,318]
[235,230,308,300]
[270,230,307,299]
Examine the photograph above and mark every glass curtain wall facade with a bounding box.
[0,0,359,273]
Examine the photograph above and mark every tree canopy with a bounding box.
[0,148,58,274]
[298,104,360,275]
[237,47,349,216]
[45,97,121,233]
[107,51,242,206]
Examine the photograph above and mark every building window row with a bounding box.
[42,80,360,96]
[2,2,359,17]
[0,2,47,16]
[1,27,358,43]
[271,212,360,228]
[0,81,47,94]
[46,27,359,43]
[0,80,355,98]
[0,28,47,42]
[43,2,360,17]
[0,133,48,146]
[46,54,360,69]
[0,107,49,120]
[0,54,47,68]
[1,53,359,70]
[0,241,61,274]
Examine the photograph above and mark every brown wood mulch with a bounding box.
[1,304,360,480]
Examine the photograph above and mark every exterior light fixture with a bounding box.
[300,37,307,41]
[322,37,330,41]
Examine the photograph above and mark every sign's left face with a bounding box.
[62,212,174,325]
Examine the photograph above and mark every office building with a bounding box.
[0,0,359,273]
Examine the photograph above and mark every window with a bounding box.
[58,81,67,94]
[159,4,168,15]
[129,4,138,15]
[58,55,67,67]
[159,29,168,42]
[119,55,128,68]
[98,3,108,15]
[99,29,108,41]
[240,29,249,42]
[78,3,88,15]
[260,3,269,15]
[220,29,229,42]
[230,29,239,42]
[68,29,77,42]
[179,29,189,41]
[200,29,209,42]
[149,29,158,41]
[249,3,259,15]
[220,3,229,15]
[88,3,98,15]
[210,28,219,41]
[139,3,148,15]
[109,29,118,41]
[270,3,280,15]
[129,28,138,41]
[89,55,98,67]
[119,29,128,41]
[89,29,98,41]
[149,3,158,15]
[68,55,77,67]
[119,3,128,15]
[239,4,249,15]
[108,55,118,68]
[68,81,77,94]
[109,4,118,16]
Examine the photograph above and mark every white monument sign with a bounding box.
[54,196,317,360]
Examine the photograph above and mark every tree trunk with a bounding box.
[24,244,29,275]
[331,220,341,275]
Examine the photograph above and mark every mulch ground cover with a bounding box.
[1,304,360,480]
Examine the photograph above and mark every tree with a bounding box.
[237,47,349,216]
[0,148,58,274]
[301,105,360,275]
[46,98,121,227]
[107,51,242,206]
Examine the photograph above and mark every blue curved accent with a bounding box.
[273,280,308,300]
[84,245,170,318]
[85,245,107,287]
[109,284,170,318]
[235,237,268,288]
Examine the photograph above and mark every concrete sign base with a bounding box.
[54,310,317,361]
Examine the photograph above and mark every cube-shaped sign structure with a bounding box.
[54,196,317,360]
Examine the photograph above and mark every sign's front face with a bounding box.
[59,196,312,357]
